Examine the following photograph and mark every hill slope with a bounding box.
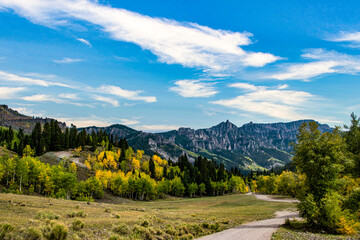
[0,105,66,133]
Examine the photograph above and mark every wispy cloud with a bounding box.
[58,93,79,99]
[115,56,134,62]
[134,124,179,132]
[12,106,45,117]
[53,57,83,64]
[328,31,360,47]
[22,94,65,103]
[77,38,91,47]
[170,80,218,98]
[211,83,315,120]
[0,0,279,75]
[265,49,360,81]
[22,93,92,107]
[92,95,119,107]
[98,85,156,103]
[118,118,140,125]
[0,70,71,87]
[0,87,26,99]
[58,117,114,128]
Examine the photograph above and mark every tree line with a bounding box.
[252,114,360,235]
[0,120,129,157]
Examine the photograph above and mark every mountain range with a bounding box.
[80,120,333,171]
[0,105,333,171]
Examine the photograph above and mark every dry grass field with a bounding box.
[0,192,295,239]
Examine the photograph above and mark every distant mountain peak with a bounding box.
[213,120,238,129]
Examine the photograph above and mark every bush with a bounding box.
[209,222,220,232]
[25,227,43,240]
[67,211,87,218]
[71,219,85,231]
[112,224,130,235]
[337,216,360,235]
[201,223,209,229]
[141,220,149,228]
[0,223,14,239]
[344,188,360,212]
[132,224,145,235]
[109,235,121,240]
[36,212,60,220]
[179,233,194,240]
[49,223,68,240]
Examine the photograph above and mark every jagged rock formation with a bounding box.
[81,119,333,171]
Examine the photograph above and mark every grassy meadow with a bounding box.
[0,192,295,239]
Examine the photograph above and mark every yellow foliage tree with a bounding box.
[69,162,77,173]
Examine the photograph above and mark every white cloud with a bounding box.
[53,57,83,64]
[58,93,78,99]
[134,124,179,132]
[0,70,71,87]
[22,94,64,103]
[0,0,279,75]
[92,95,119,107]
[266,49,360,80]
[118,118,140,125]
[170,80,218,98]
[115,56,134,62]
[77,38,91,46]
[57,116,139,128]
[58,118,113,128]
[212,83,314,120]
[98,85,156,103]
[22,94,92,107]
[328,31,360,47]
[12,106,45,117]
[0,87,26,99]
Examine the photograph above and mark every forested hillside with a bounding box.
[0,105,66,133]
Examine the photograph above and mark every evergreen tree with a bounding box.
[149,158,156,179]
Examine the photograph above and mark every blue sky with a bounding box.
[0,0,359,131]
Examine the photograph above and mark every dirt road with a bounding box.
[252,193,300,203]
[197,194,299,240]
[197,210,299,240]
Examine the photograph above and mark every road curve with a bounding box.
[197,194,299,240]
[252,193,300,203]
[197,210,299,240]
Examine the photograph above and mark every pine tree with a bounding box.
[149,158,156,179]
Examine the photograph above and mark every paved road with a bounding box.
[197,194,299,240]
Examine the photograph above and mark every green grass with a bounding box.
[0,193,295,239]
[272,221,360,240]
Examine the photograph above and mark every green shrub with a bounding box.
[49,223,68,240]
[109,235,121,240]
[71,219,85,231]
[179,233,194,240]
[141,220,149,228]
[25,227,43,240]
[164,225,176,235]
[201,222,209,229]
[209,222,220,232]
[67,211,86,218]
[344,188,360,212]
[112,224,130,235]
[132,224,145,234]
[36,211,60,220]
[0,223,14,239]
